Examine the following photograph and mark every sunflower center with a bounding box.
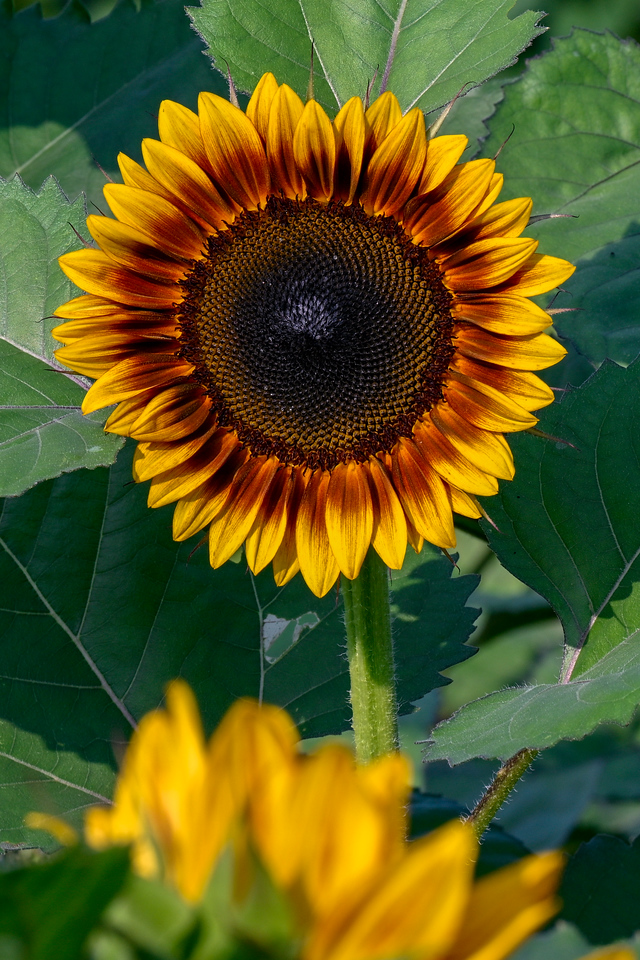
[178,197,454,469]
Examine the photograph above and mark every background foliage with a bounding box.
[2,0,640,955]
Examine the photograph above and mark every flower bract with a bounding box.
[80,679,566,960]
[54,74,574,596]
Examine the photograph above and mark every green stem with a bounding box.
[465,748,538,838]
[342,549,398,763]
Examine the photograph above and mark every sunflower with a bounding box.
[53,74,574,597]
[35,680,566,960]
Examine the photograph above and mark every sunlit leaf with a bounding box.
[483,30,640,368]
[0,176,123,495]
[189,0,544,114]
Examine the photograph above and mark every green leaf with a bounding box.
[0,177,123,496]
[0,0,226,208]
[422,360,640,764]
[0,441,478,843]
[0,845,130,960]
[510,923,595,960]
[560,834,640,946]
[0,177,123,495]
[482,30,640,368]
[423,632,640,764]
[485,359,640,676]
[189,0,545,114]
[262,543,479,738]
[432,76,510,162]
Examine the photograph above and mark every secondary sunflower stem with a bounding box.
[465,748,538,838]
[343,549,398,763]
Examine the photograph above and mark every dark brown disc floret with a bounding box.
[178,197,455,470]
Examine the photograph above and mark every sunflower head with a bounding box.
[78,680,565,960]
[53,73,574,596]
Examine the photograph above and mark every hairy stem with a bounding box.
[343,549,398,762]
[465,748,538,838]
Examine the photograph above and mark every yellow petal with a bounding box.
[364,91,402,155]
[59,249,179,309]
[81,356,193,414]
[103,183,206,261]
[199,92,270,209]
[132,422,219,482]
[86,215,187,280]
[391,438,456,549]
[367,457,407,570]
[325,460,374,579]
[445,850,564,960]
[451,295,553,336]
[245,467,293,574]
[25,812,78,847]
[146,429,239,507]
[333,96,365,203]
[455,325,567,371]
[502,253,575,296]
[312,820,477,960]
[266,84,306,199]
[158,99,210,170]
[430,405,515,480]
[406,159,495,246]
[413,419,501,495]
[443,238,539,291]
[293,99,336,201]
[208,456,280,567]
[141,138,236,229]
[272,468,307,586]
[246,72,279,142]
[296,468,340,597]
[361,108,427,217]
[171,455,243,541]
[130,384,212,441]
[417,134,468,194]
[445,377,538,433]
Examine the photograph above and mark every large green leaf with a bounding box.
[189,0,544,114]
[264,545,479,737]
[560,834,640,946]
[422,360,640,763]
[0,0,226,208]
[484,359,640,677]
[0,441,478,846]
[483,30,640,368]
[0,176,123,495]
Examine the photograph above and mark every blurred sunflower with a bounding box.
[53,74,574,597]
[48,680,569,960]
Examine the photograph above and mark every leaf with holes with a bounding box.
[0,441,478,845]
[0,176,123,496]
[422,359,640,764]
[189,0,544,114]
[0,0,227,208]
[482,30,640,368]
